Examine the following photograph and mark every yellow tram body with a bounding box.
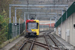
[31,20,39,35]
[26,20,39,36]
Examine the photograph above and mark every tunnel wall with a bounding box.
[56,13,75,46]
[55,2,75,46]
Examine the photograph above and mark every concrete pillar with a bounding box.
[15,9,17,36]
[24,12,26,22]
[13,17,15,23]
[19,18,20,35]
[15,9,17,23]
[9,6,11,23]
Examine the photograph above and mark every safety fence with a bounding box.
[0,22,25,47]
[39,25,50,31]
[8,22,25,40]
[39,25,49,28]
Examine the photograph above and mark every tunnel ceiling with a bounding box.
[14,0,74,20]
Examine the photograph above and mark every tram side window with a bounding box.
[37,23,38,29]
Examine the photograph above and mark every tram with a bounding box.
[25,20,39,37]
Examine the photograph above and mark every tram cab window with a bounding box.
[27,22,38,29]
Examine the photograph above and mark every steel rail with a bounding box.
[28,36,49,50]
[48,35,60,49]
[29,38,36,50]
[48,34,60,50]
[28,37,49,50]
[35,41,48,46]
[46,32,60,50]
[44,33,52,50]
[19,38,30,50]
[34,42,49,50]
[48,35,58,46]
[19,40,28,50]
[29,40,48,46]
[51,34,65,50]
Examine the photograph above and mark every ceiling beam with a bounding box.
[10,4,68,7]
[24,12,57,14]
[15,7,64,10]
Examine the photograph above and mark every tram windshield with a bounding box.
[27,23,38,29]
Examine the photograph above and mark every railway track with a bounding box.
[10,31,65,50]
[18,37,49,50]
[44,33,60,50]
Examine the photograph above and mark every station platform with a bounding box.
[52,32,75,50]
[0,36,24,50]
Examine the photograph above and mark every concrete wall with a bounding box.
[56,25,61,36]
[69,15,73,45]
[56,13,75,46]
[72,13,75,46]
[61,20,66,40]
[56,27,58,36]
